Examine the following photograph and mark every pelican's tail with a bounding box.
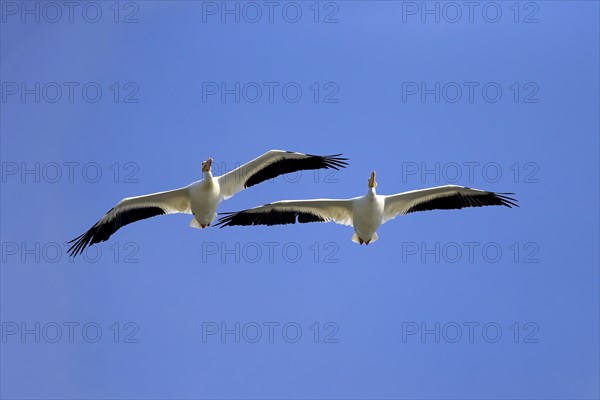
[189,218,203,229]
[369,232,379,244]
[351,232,379,245]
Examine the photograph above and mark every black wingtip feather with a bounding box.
[405,191,519,214]
[243,153,348,189]
[495,193,519,208]
[215,208,328,228]
[67,206,166,258]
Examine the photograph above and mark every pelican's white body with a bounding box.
[351,188,384,243]
[189,173,221,228]
[216,178,517,246]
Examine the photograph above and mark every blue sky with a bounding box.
[1,1,599,399]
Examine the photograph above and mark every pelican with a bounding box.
[216,171,518,244]
[67,150,348,256]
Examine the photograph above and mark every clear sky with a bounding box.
[1,1,599,399]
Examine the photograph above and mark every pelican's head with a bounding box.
[368,171,377,188]
[202,158,213,173]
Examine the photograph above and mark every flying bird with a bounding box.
[216,171,518,245]
[68,150,348,257]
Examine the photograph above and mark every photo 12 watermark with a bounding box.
[399,241,539,264]
[1,161,140,184]
[200,1,340,24]
[1,81,140,104]
[201,81,339,104]
[399,161,539,184]
[200,241,340,264]
[201,321,339,344]
[1,241,141,264]
[1,321,140,344]
[401,81,540,104]
[400,2,540,24]
[1,2,140,24]
[401,321,540,344]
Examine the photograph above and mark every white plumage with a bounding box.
[68,150,347,256]
[216,171,518,245]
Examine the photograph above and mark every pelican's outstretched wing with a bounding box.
[217,150,348,199]
[68,187,191,257]
[216,199,354,227]
[383,185,518,223]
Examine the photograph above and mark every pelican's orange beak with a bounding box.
[202,158,213,172]
[368,171,377,188]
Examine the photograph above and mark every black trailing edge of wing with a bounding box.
[244,153,348,189]
[67,206,166,257]
[216,208,328,228]
[405,192,519,214]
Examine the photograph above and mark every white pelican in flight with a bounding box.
[216,171,518,244]
[68,150,348,257]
